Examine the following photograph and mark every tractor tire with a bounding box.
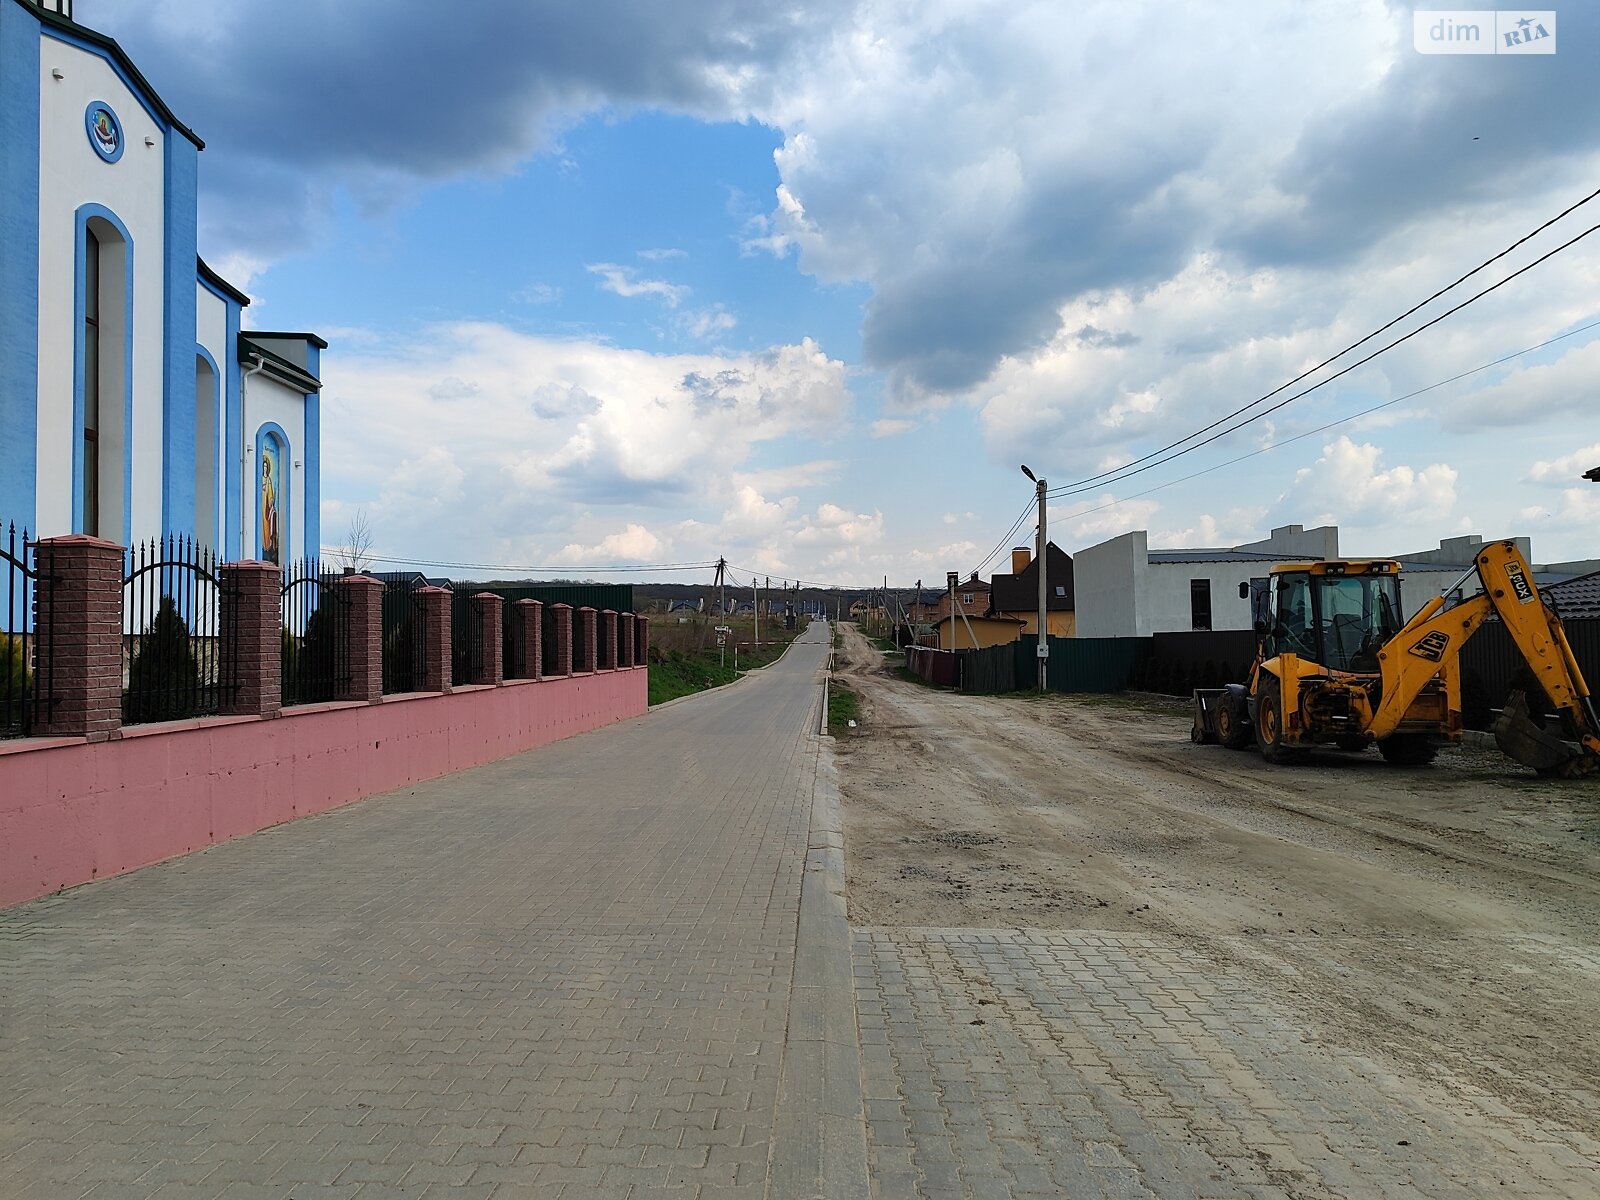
[1378,734,1438,767]
[1336,734,1369,752]
[1215,697,1252,750]
[1254,676,1300,764]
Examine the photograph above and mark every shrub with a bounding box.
[125,597,199,722]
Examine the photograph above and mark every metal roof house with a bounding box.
[987,542,1076,637]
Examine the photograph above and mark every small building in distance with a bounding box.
[936,573,991,622]
[987,543,1075,637]
[932,612,1025,651]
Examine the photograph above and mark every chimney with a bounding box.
[1011,547,1031,574]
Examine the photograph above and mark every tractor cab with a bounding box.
[1255,561,1405,675]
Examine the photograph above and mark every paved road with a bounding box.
[0,620,864,1199]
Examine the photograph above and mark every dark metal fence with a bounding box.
[1458,614,1600,729]
[499,598,531,681]
[2,523,48,737]
[280,558,352,706]
[959,642,1016,694]
[381,575,428,693]
[450,590,489,685]
[541,606,566,675]
[1128,630,1258,695]
[122,536,237,724]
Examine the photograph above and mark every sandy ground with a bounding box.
[831,623,1600,1136]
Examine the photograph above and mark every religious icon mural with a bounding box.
[258,435,283,564]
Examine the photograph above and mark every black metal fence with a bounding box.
[502,598,527,679]
[1129,630,1258,695]
[1458,614,1600,729]
[2,523,47,738]
[280,558,352,706]
[541,605,566,675]
[122,536,238,724]
[381,575,428,693]
[450,590,489,685]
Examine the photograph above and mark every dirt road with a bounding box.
[832,623,1600,1138]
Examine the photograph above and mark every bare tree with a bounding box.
[335,508,376,574]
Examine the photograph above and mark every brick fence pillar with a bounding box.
[600,610,617,670]
[575,607,598,673]
[417,587,453,692]
[220,561,282,718]
[511,599,543,679]
[635,614,650,666]
[335,574,383,702]
[32,534,123,739]
[620,611,635,669]
[471,593,504,685]
[549,604,573,676]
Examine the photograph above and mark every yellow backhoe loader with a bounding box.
[1192,540,1600,776]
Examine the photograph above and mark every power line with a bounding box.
[1055,183,1600,497]
[1049,315,1600,529]
[969,497,1040,579]
[1047,217,1600,500]
[326,550,721,574]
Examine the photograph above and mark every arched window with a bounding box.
[82,226,100,535]
[76,208,130,541]
[256,427,288,565]
[194,352,219,550]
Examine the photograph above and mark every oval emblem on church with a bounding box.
[85,101,123,163]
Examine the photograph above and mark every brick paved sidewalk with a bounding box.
[854,928,1600,1200]
[0,621,865,1199]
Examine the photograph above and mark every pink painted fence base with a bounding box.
[0,668,647,909]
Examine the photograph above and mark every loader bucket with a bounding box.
[1493,691,1590,776]
[1191,688,1224,744]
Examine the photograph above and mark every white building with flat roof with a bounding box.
[1073,524,1578,638]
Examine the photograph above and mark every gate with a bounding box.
[122,536,238,724]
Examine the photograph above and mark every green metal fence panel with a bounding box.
[1014,634,1140,693]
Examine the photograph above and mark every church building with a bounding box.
[0,0,323,565]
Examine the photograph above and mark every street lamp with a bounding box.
[1021,465,1048,691]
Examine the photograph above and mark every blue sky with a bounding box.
[87,1,1600,587]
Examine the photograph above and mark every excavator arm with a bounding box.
[1475,541,1600,775]
[1372,540,1598,775]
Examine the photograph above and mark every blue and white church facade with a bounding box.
[0,0,322,565]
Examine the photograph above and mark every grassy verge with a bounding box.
[827,678,860,735]
[647,614,802,705]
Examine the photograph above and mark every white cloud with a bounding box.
[870,418,915,438]
[514,282,561,305]
[319,324,852,570]
[555,523,668,565]
[1529,442,1600,485]
[682,306,738,339]
[1065,496,1161,543]
[1275,437,1457,526]
[586,262,690,306]
[638,247,687,262]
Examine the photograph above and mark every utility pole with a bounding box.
[753,573,760,647]
[1021,465,1048,691]
[715,557,727,668]
[946,571,958,651]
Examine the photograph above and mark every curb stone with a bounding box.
[766,662,870,1199]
